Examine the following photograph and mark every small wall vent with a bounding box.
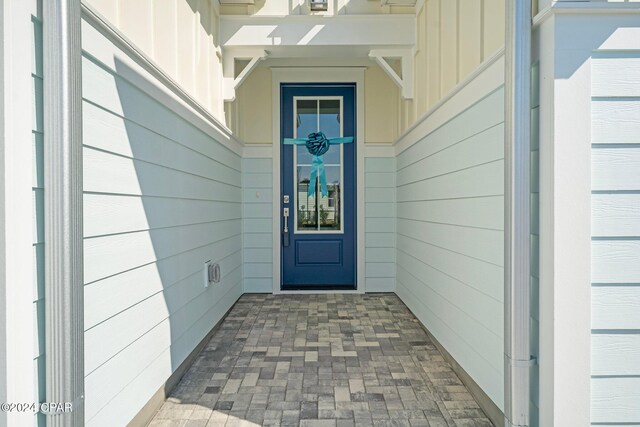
[204,260,221,287]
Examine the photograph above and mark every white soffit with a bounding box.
[220,15,415,48]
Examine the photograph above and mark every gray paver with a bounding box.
[150,294,493,426]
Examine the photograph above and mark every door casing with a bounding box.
[271,67,366,294]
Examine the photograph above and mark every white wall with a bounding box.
[1,1,40,426]
[233,64,399,144]
[242,155,274,293]
[84,0,225,122]
[235,68,272,144]
[81,16,243,426]
[403,0,505,133]
[394,55,505,410]
[534,7,640,426]
[241,147,396,293]
[236,63,398,293]
[591,51,640,425]
[365,155,396,292]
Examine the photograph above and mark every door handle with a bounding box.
[283,207,290,247]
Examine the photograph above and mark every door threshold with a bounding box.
[281,284,356,291]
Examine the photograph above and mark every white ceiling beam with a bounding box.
[220,15,415,48]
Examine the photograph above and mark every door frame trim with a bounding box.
[271,68,366,294]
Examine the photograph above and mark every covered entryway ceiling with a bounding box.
[220,13,416,100]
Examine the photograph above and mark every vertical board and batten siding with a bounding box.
[530,62,540,427]
[395,87,506,408]
[408,0,504,131]
[81,20,242,426]
[591,52,640,425]
[85,0,225,120]
[31,1,46,426]
[242,156,273,292]
[365,156,396,292]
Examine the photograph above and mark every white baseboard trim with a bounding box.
[402,298,505,427]
[364,144,395,158]
[243,144,273,158]
[128,299,241,427]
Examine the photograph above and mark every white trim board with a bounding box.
[364,144,395,158]
[243,144,273,158]
[0,1,37,425]
[394,49,505,155]
[271,67,366,294]
[534,1,640,29]
[220,14,415,49]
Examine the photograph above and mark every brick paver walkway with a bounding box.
[149,294,493,427]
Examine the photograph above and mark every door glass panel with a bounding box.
[296,166,317,230]
[297,99,317,138]
[320,100,340,138]
[294,97,343,233]
[320,166,341,230]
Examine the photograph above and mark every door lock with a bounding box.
[283,195,289,204]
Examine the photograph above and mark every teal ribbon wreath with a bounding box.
[283,132,354,197]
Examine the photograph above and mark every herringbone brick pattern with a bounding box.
[149,294,493,427]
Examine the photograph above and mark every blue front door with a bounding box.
[281,84,356,290]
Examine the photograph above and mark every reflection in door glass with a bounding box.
[297,165,317,230]
[320,166,340,230]
[294,98,343,232]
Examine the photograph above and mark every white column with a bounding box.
[537,10,598,427]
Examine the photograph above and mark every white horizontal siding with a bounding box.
[397,196,503,230]
[82,20,242,426]
[396,274,503,406]
[591,52,640,426]
[592,241,640,284]
[592,194,640,237]
[396,160,503,202]
[397,219,503,266]
[396,124,504,187]
[85,280,242,426]
[592,286,640,329]
[592,378,640,424]
[592,53,640,98]
[242,157,273,293]
[592,145,640,190]
[592,334,640,376]
[365,156,395,292]
[84,220,241,284]
[592,100,640,144]
[85,236,241,330]
[395,86,505,409]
